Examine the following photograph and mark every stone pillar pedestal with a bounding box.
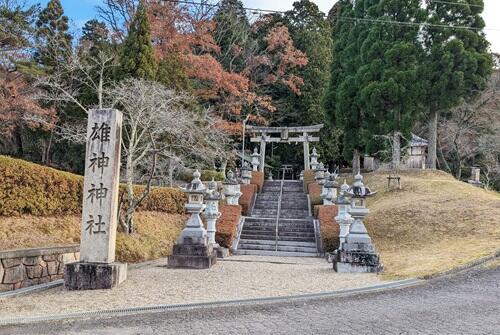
[65,262,127,290]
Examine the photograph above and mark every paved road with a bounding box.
[1,266,499,335]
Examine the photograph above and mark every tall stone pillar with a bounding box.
[203,179,229,258]
[303,132,310,170]
[65,108,127,290]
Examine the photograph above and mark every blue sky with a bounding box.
[28,0,500,53]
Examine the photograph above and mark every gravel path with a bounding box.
[2,260,499,335]
[0,256,381,319]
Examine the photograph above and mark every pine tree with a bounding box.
[423,0,492,169]
[120,0,157,80]
[34,0,72,70]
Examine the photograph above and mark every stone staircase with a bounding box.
[235,180,318,257]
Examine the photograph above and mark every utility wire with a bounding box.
[157,0,500,32]
[428,0,484,8]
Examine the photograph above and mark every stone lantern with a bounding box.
[321,171,339,205]
[332,173,383,273]
[204,178,221,246]
[299,170,304,181]
[251,148,260,172]
[168,170,217,269]
[314,162,326,185]
[223,170,241,205]
[310,147,319,170]
[334,180,353,247]
[241,162,252,185]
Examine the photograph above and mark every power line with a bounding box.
[157,0,500,32]
[428,0,484,9]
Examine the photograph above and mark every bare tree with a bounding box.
[110,78,229,233]
[97,0,137,42]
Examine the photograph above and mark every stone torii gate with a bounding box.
[247,124,323,172]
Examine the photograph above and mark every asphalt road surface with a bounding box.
[1,265,499,335]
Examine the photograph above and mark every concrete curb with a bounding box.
[420,249,500,280]
[0,278,421,326]
[0,280,63,299]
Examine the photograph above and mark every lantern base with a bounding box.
[332,250,383,273]
[168,244,217,269]
[215,246,230,258]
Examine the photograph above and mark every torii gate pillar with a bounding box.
[259,137,266,172]
[303,132,310,171]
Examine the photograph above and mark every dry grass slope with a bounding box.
[363,170,500,279]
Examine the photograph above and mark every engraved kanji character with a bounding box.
[90,122,111,142]
[87,183,108,206]
[85,214,106,235]
[89,152,109,174]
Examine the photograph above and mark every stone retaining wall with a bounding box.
[0,245,80,292]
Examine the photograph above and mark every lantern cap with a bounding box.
[223,170,238,185]
[347,172,377,198]
[251,147,260,157]
[311,147,319,158]
[182,169,206,194]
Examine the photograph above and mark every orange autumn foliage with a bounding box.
[146,2,308,132]
[0,70,57,137]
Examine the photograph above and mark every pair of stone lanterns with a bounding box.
[331,173,383,273]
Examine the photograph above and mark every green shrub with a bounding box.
[0,155,186,216]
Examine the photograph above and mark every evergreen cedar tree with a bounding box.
[323,0,492,166]
[120,0,157,80]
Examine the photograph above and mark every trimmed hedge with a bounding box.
[239,184,257,215]
[317,205,340,252]
[0,155,186,216]
[178,169,225,182]
[251,171,264,192]
[303,169,315,193]
[216,204,241,248]
[308,182,322,207]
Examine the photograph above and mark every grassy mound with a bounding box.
[314,169,500,278]
[363,170,500,279]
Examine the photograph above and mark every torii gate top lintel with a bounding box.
[248,124,323,172]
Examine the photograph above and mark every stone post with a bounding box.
[334,180,353,247]
[332,173,383,273]
[168,170,217,269]
[310,147,319,171]
[299,170,304,181]
[241,162,252,185]
[65,109,127,290]
[468,167,483,187]
[223,170,241,205]
[251,148,260,172]
[364,155,375,171]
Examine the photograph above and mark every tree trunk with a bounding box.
[168,157,174,187]
[392,132,401,170]
[125,152,135,234]
[427,110,438,169]
[352,149,360,175]
[221,158,228,178]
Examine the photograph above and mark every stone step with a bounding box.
[243,222,314,230]
[238,243,318,253]
[233,249,318,257]
[240,230,315,238]
[239,239,317,248]
[239,234,316,242]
